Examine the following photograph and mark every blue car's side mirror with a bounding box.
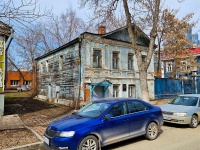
[103,114,113,120]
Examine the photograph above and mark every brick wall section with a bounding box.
[5,71,33,89]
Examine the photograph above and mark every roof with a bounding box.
[35,24,151,61]
[0,21,12,39]
[35,37,79,60]
[161,47,200,60]
[189,47,200,55]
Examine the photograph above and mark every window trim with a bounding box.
[166,61,173,72]
[93,49,102,68]
[128,53,134,70]
[112,52,119,69]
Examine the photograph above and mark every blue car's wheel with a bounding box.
[78,135,99,150]
[145,122,158,140]
[189,115,198,128]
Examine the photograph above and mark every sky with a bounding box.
[37,0,200,34]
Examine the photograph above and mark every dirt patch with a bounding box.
[0,129,40,149]
[1,97,73,149]
[4,97,57,115]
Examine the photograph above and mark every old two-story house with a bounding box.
[35,26,155,106]
[158,47,200,95]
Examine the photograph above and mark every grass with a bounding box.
[5,91,33,98]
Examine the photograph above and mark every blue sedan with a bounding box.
[43,98,163,150]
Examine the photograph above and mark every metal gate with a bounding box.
[197,77,200,94]
[183,79,193,94]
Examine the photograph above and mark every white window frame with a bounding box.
[128,85,136,98]
[113,84,119,97]
[166,62,173,72]
[24,80,31,85]
[10,80,19,86]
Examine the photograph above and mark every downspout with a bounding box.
[75,35,83,110]
[5,29,14,87]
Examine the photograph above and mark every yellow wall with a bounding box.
[0,36,5,92]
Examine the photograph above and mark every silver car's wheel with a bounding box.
[189,115,198,128]
[145,122,159,140]
[78,135,98,150]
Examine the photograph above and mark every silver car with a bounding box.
[160,94,200,128]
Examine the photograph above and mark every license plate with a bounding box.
[43,136,49,145]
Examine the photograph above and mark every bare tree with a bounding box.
[12,7,90,85]
[0,0,50,25]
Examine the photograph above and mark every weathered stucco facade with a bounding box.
[35,26,154,106]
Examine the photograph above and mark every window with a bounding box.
[113,85,119,97]
[107,102,127,117]
[93,50,102,68]
[180,61,187,71]
[59,55,63,70]
[142,55,146,62]
[113,52,119,69]
[166,62,173,72]
[24,80,31,85]
[10,80,19,86]
[40,63,43,73]
[128,53,133,70]
[45,61,49,72]
[128,85,136,98]
[127,101,148,113]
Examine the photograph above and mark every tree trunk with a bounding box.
[123,0,160,102]
[139,69,149,102]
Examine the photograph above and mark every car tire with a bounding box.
[78,135,99,150]
[189,115,198,128]
[145,122,159,140]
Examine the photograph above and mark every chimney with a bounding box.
[98,26,106,34]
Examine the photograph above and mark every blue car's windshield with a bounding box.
[169,96,198,106]
[76,102,111,118]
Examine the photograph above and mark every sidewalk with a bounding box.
[0,98,170,150]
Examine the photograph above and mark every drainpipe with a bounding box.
[5,29,14,87]
[75,35,83,110]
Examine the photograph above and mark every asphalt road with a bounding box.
[102,123,200,150]
[36,123,200,150]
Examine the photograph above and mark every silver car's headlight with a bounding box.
[173,112,187,117]
[58,131,75,137]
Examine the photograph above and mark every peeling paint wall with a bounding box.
[36,43,80,102]
[36,32,155,104]
[82,33,154,100]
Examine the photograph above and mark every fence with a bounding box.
[154,78,182,99]
[155,76,200,99]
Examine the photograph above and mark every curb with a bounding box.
[3,142,43,150]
